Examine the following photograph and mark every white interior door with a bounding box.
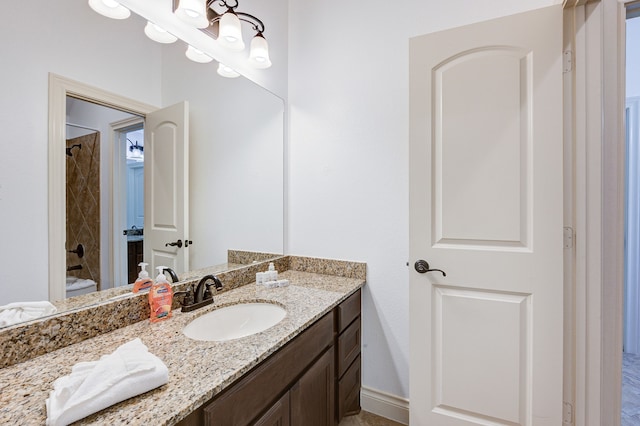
[144,101,189,275]
[625,98,640,354]
[409,6,563,425]
[127,162,144,229]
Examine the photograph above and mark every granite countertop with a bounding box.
[0,270,364,425]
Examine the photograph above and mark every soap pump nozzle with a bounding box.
[155,266,168,283]
[138,262,149,279]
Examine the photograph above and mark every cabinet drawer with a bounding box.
[336,289,361,333]
[337,316,361,378]
[338,355,361,420]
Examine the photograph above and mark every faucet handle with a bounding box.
[203,277,223,300]
[175,284,195,306]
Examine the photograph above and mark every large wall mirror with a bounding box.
[0,0,284,326]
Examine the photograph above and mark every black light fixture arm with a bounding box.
[127,138,144,153]
[206,0,265,34]
[236,13,265,34]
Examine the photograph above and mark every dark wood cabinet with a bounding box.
[290,348,335,426]
[127,239,143,283]
[254,392,290,426]
[335,290,362,423]
[338,355,361,419]
[179,289,362,426]
[202,313,333,426]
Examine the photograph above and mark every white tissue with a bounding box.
[0,301,57,327]
[45,338,168,426]
[263,281,279,288]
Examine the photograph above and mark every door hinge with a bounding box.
[563,227,574,249]
[563,401,574,424]
[563,50,573,73]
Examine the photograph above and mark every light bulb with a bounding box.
[185,45,213,63]
[88,0,130,19]
[144,22,178,44]
[217,63,240,78]
[218,12,245,51]
[248,34,272,69]
[174,0,209,29]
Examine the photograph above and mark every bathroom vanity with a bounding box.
[178,289,362,426]
[0,256,365,426]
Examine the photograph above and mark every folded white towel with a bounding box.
[46,338,169,426]
[0,301,57,326]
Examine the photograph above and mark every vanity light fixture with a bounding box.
[88,0,272,73]
[127,139,144,162]
[174,0,272,69]
[186,45,214,63]
[144,22,178,44]
[208,0,271,68]
[217,62,240,78]
[88,0,130,20]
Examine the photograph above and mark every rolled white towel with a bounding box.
[46,338,169,426]
[0,301,57,327]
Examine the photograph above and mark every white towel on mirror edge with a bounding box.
[45,338,169,426]
[0,301,57,326]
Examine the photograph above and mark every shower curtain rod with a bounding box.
[65,122,100,132]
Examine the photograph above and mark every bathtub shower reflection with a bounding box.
[66,277,98,299]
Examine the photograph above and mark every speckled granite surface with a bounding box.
[0,270,364,425]
[227,250,283,265]
[0,259,281,369]
[0,255,365,369]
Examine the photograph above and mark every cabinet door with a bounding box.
[254,392,290,426]
[338,355,361,419]
[290,348,335,426]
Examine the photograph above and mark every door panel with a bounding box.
[435,48,531,248]
[409,6,563,425]
[433,287,530,424]
[144,101,189,274]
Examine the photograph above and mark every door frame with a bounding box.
[565,0,628,424]
[48,74,156,301]
[625,97,640,354]
[111,116,145,287]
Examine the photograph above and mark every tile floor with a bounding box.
[339,411,405,426]
[623,352,640,426]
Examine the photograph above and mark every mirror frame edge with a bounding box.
[48,73,158,302]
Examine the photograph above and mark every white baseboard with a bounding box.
[361,386,410,425]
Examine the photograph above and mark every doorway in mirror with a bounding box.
[121,126,145,285]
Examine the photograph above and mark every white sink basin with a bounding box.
[182,303,286,342]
